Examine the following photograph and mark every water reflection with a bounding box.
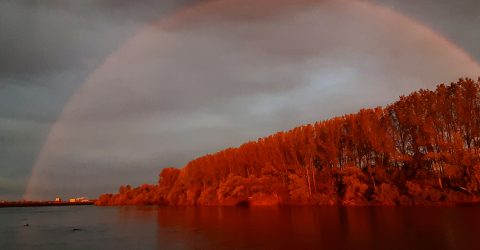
[2,206,479,249]
[154,206,480,250]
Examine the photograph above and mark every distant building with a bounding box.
[55,197,61,202]
[69,197,90,203]
[76,197,89,202]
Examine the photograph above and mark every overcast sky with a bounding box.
[1,0,479,200]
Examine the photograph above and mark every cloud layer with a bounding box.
[25,0,480,199]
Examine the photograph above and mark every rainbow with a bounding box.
[24,0,480,200]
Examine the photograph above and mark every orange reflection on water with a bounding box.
[151,206,480,250]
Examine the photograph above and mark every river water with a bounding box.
[1,205,479,249]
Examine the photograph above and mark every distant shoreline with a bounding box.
[0,201,94,208]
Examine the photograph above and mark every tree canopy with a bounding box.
[97,78,480,206]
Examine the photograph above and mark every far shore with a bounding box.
[0,201,94,208]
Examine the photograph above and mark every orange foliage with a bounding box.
[97,78,480,206]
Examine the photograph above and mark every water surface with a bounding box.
[1,206,479,249]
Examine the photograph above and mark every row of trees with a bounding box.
[97,78,480,206]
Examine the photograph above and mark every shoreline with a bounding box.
[0,201,94,208]
[94,200,480,207]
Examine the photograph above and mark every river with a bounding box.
[1,205,479,249]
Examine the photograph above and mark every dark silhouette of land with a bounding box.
[0,201,94,208]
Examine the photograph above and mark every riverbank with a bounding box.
[0,201,94,208]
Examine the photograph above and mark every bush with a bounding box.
[373,183,400,205]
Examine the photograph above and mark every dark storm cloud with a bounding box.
[0,0,195,77]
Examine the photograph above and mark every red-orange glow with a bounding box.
[97,78,480,206]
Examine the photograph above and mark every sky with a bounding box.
[1,0,479,200]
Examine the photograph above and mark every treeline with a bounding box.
[97,78,480,206]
